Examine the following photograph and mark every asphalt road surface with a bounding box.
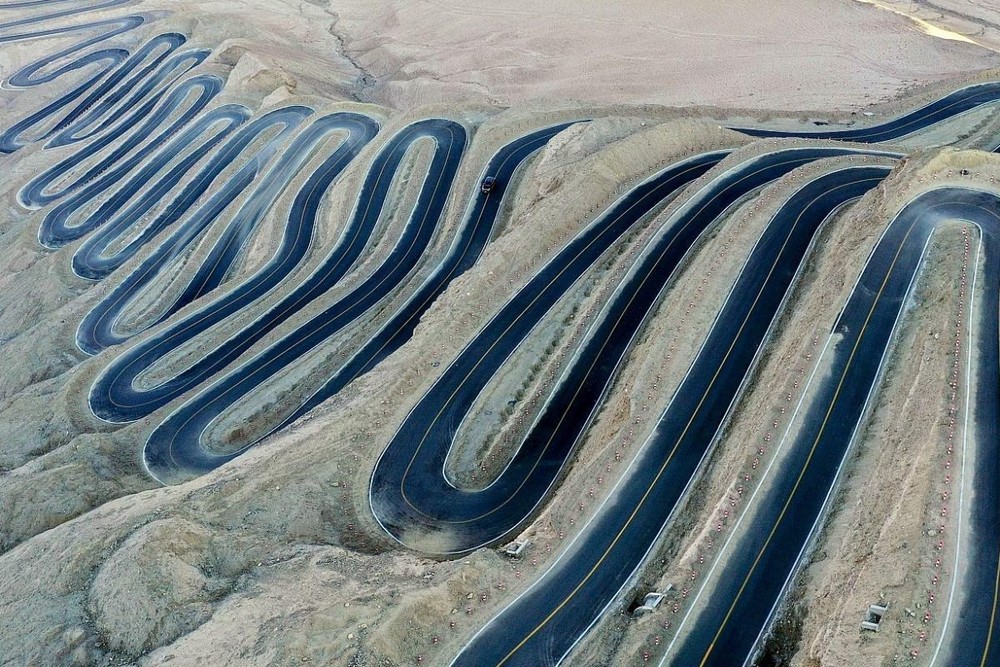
[369,148,894,556]
[138,122,577,481]
[446,163,895,666]
[4,3,1000,666]
[665,188,1000,667]
[736,81,1000,143]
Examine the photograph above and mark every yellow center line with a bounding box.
[400,157,828,525]
[400,159,719,523]
[494,169,881,666]
[96,110,310,358]
[698,200,1000,665]
[398,152,809,525]
[105,118,349,407]
[697,209,921,665]
[109,116,379,407]
[162,124,465,464]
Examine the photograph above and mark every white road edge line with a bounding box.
[661,193,932,665]
[446,162,889,665]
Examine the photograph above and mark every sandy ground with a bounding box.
[857,0,1000,53]
[323,0,1000,111]
[569,148,1000,667]
[566,151,906,666]
[780,150,1000,667]
[1,0,997,115]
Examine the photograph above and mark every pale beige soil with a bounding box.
[855,0,1000,54]
[789,224,970,667]
[0,117,754,666]
[572,150,1000,666]
[321,0,999,113]
[783,150,1000,667]
[568,151,904,665]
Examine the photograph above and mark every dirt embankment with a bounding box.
[2,1,1000,664]
[782,150,1000,667]
[0,98,747,665]
[570,149,1000,666]
[566,149,900,665]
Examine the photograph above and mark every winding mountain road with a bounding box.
[3,2,1000,666]
[665,187,1000,667]
[369,148,895,556]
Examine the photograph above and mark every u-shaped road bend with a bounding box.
[138,122,584,481]
[72,105,314,350]
[370,149,895,554]
[87,118,470,423]
[664,187,1000,667]
[20,45,216,210]
[0,9,155,152]
[5,3,1000,664]
[362,156,886,665]
[74,107,382,354]
[52,99,250,263]
[434,87,1000,667]
[450,159,927,665]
